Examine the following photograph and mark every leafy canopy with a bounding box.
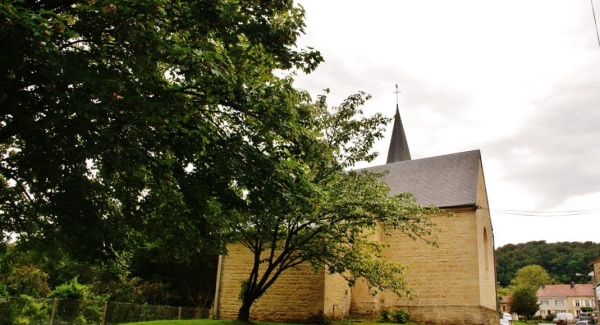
[509,285,539,320]
[1,0,321,260]
[230,91,443,320]
[495,241,600,286]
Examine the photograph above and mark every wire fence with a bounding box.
[0,296,209,325]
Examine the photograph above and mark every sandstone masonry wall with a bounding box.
[404,305,499,325]
[475,161,497,311]
[215,244,325,321]
[354,161,498,325]
[324,271,352,319]
[374,211,481,309]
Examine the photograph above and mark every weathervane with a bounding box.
[393,84,402,105]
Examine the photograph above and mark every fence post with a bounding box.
[178,307,182,320]
[49,298,57,325]
[102,301,108,325]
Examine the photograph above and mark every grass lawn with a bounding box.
[119,320,425,325]
[513,321,546,325]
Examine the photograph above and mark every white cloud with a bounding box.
[295,0,600,248]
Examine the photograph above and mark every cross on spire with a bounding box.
[393,84,402,106]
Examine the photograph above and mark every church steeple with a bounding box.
[386,88,411,163]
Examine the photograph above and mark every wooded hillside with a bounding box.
[495,241,600,286]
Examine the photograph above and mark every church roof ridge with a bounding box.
[383,149,481,166]
[364,150,482,208]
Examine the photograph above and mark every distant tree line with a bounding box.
[495,241,600,287]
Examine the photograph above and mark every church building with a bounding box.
[212,103,499,325]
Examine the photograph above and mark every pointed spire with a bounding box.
[386,99,411,163]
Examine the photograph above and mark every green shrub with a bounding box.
[0,285,8,297]
[545,313,555,321]
[380,308,392,322]
[49,278,106,324]
[380,307,410,323]
[14,295,49,325]
[49,278,88,300]
[392,309,410,324]
[5,266,50,297]
[0,298,14,325]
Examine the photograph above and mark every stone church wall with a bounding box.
[323,271,352,319]
[475,161,497,311]
[375,211,481,307]
[360,208,496,325]
[215,244,325,321]
[352,162,498,325]
[349,277,381,317]
[406,305,499,325]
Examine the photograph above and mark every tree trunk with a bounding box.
[237,299,252,322]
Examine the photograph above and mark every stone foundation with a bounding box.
[390,305,499,325]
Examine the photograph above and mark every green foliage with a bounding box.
[0,243,51,297]
[48,278,106,324]
[49,278,89,299]
[232,91,443,320]
[125,249,218,307]
[495,241,600,286]
[13,295,49,325]
[381,307,410,323]
[510,265,554,290]
[1,1,442,321]
[0,241,216,308]
[0,298,13,325]
[392,309,410,324]
[509,286,539,320]
[1,0,323,263]
[4,265,50,297]
[1,0,327,312]
[380,308,392,322]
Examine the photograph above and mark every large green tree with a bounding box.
[229,91,442,321]
[509,285,539,320]
[1,0,321,260]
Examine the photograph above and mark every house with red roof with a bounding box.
[536,283,595,318]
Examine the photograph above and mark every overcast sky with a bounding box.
[293,0,600,248]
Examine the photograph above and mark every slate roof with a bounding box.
[537,284,594,297]
[362,150,482,208]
